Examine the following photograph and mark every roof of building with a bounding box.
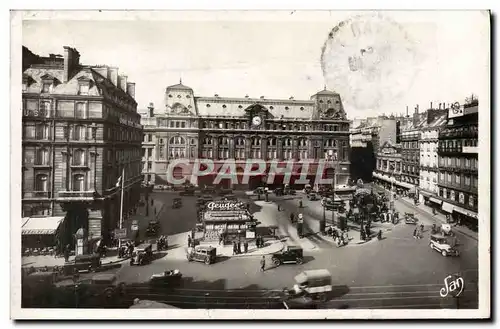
[425,113,448,129]
[166,80,193,91]
[312,86,339,97]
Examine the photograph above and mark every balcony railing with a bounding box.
[437,146,463,154]
[439,130,478,139]
[57,191,95,200]
[23,191,51,199]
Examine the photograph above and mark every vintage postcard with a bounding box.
[10,10,490,319]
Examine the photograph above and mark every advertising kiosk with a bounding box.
[201,200,254,242]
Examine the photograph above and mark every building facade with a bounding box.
[141,82,351,189]
[436,99,479,230]
[372,141,404,190]
[22,46,143,247]
[418,111,447,204]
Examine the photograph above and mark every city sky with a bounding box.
[21,10,489,119]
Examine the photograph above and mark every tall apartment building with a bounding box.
[436,98,479,231]
[418,108,448,204]
[141,82,351,190]
[22,46,143,248]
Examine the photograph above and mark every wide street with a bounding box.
[109,186,478,309]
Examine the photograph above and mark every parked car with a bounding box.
[64,254,102,274]
[272,245,304,266]
[186,246,217,265]
[307,192,319,201]
[283,269,332,302]
[429,234,459,257]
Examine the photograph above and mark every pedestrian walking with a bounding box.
[413,228,417,239]
[290,212,295,223]
[260,256,266,272]
[64,244,70,262]
[233,241,237,255]
[219,234,223,246]
[244,241,249,253]
[277,204,281,212]
[237,240,242,254]
[188,235,192,248]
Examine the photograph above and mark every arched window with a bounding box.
[73,149,85,166]
[72,174,85,191]
[218,137,229,145]
[35,148,49,165]
[267,138,277,146]
[203,137,213,145]
[235,137,245,146]
[282,138,292,147]
[298,138,308,148]
[35,174,48,191]
[251,137,261,146]
[169,136,185,145]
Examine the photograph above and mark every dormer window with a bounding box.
[77,76,92,96]
[40,73,58,94]
[22,74,33,92]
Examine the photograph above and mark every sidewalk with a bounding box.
[22,253,128,269]
[398,196,478,241]
[164,230,284,260]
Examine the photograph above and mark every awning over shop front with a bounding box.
[441,202,455,214]
[429,197,442,205]
[22,216,64,235]
[395,181,415,190]
[453,206,478,220]
[419,190,433,197]
[372,172,393,183]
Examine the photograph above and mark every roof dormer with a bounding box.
[39,73,60,94]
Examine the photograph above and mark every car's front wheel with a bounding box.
[204,257,211,265]
[272,258,281,266]
[296,257,304,265]
[441,250,448,257]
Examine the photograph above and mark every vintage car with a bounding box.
[130,243,153,266]
[272,245,304,266]
[146,220,161,236]
[307,192,319,201]
[404,212,418,224]
[149,269,183,287]
[186,245,217,265]
[172,197,183,208]
[64,253,102,274]
[283,269,332,302]
[429,234,460,257]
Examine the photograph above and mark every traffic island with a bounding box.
[199,239,285,258]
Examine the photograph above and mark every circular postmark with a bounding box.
[321,12,422,111]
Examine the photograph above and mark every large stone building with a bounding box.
[436,98,479,230]
[22,46,143,248]
[418,109,448,204]
[141,82,351,189]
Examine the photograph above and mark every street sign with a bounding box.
[114,228,127,239]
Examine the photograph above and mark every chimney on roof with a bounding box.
[260,96,265,99]
[118,75,128,91]
[289,96,294,100]
[63,46,80,83]
[214,94,219,97]
[148,102,154,117]
[126,82,136,99]
[93,66,109,79]
[108,67,118,87]
[430,102,433,109]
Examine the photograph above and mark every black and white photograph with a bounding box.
[10,9,490,319]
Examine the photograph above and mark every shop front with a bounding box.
[452,206,478,232]
[21,216,65,252]
[201,200,254,243]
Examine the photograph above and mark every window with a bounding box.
[35,148,49,165]
[252,137,261,146]
[35,174,48,191]
[74,125,86,140]
[75,103,85,118]
[450,190,455,201]
[465,175,471,186]
[459,192,465,204]
[77,83,89,95]
[159,146,164,159]
[73,149,85,166]
[42,83,51,93]
[446,173,452,183]
[468,195,475,208]
[35,124,49,140]
[455,174,461,184]
[181,122,186,128]
[148,162,152,170]
[176,122,180,128]
[72,174,85,191]
[170,121,175,128]
[473,177,478,188]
